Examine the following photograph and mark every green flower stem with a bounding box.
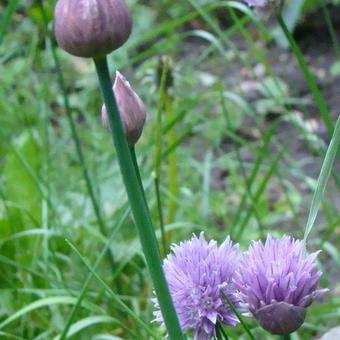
[216,323,229,340]
[277,14,334,136]
[130,146,165,256]
[129,146,147,205]
[93,56,184,340]
[221,290,255,340]
[216,327,223,340]
[279,335,291,340]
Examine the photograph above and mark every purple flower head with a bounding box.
[234,235,328,335]
[153,233,242,340]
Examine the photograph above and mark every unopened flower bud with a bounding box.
[101,71,146,146]
[54,0,132,58]
[255,302,306,335]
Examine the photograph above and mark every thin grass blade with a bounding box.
[304,116,340,241]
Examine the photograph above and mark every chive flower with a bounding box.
[234,235,328,335]
[153,234,242,339]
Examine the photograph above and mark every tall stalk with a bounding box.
[93,56,184,340]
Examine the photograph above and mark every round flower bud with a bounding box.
[255,302,306,335]
[101,71,146,146]
[54,0,132,58]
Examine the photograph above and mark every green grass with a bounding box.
[0,0,339,339]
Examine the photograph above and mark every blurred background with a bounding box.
[0,0,339,339]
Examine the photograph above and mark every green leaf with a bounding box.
[54,316,118,340]
[92,335,124,340]
[0,296,103,330]
[4,133,41,228]
[65,239,159,339]
[0,332,27,340]
[304,116,340,241]
[0,0,19,43]
[273,0,305,49]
